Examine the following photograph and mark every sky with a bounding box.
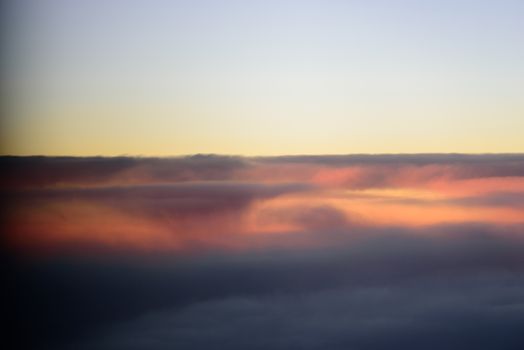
[2,2,524,349]
[2,0,524,155]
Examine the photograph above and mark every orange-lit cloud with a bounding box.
[2,154,523,255]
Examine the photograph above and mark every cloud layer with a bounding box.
[2,154,524,349]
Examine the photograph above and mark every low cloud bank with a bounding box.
[7,224,524,349]
[2,154,524,349]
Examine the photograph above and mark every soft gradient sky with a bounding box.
[2,0,523,155]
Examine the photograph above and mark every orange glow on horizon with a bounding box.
[3,156,524,255]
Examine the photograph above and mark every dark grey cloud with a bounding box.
[258,154,524,186]
[258,153,524,168]
[8,182,309,200]
[6,182,310,210]
[0,155,248,189]
[7,223,524,349]
[2,154,524,190]
[78,279,524,350]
